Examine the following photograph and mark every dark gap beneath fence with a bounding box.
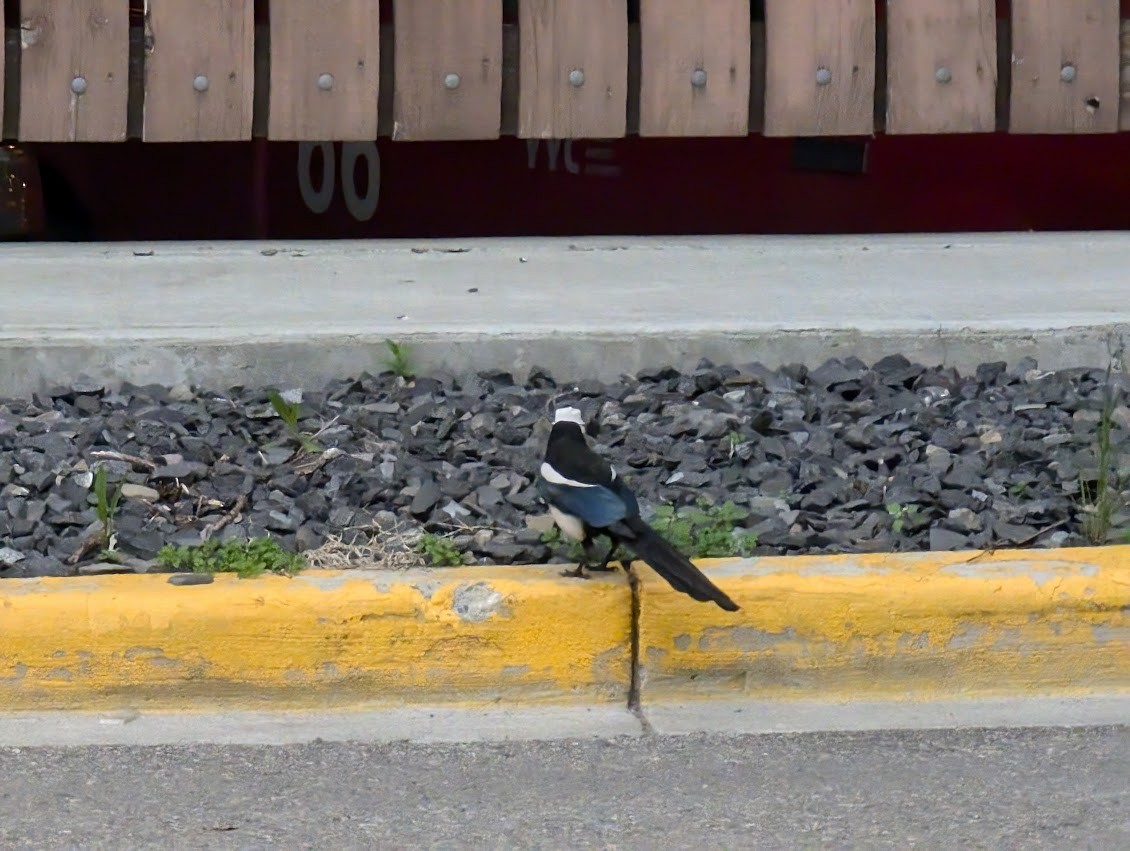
[500,20,518,136]
[997,2,1013,133]
[376,16,395,138]
[627,3,640,137]
[873,0,887,133]
[126,5,145,139]
[252,0,270,139]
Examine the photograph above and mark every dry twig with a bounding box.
[201,495,248,541]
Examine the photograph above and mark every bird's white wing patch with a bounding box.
[540,461,598,489]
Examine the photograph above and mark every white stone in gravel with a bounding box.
[525,514,557,534]
[120,484,160,500]
[979,429,1003,445]
[379,456,396,479]
[77,563,135,576]
[924,445,952,475]
[442,500,471,519]
[0,547,25,566]
[169,383,195,402]
[947,507,983,532]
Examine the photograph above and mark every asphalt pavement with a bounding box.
[2,725,1127,849]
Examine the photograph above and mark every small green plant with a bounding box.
[266,390,323,453]
[1007,481,1031,499]
[727,431,743,459]
[92,465,123,550]
[157,537,305,578]
[886,502,922,534]
[651,499,759,559]
[415,532,463,566]
[1079,338,1126,545]
[540,525,587,563]
[384,339,415,380]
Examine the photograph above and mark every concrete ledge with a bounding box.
[5,694,1130,747]
[0,705,645,747]
[636,546,1130,703]
[0,567,632,711]
[2,546,1128,712]
[2,233,1130,395]
[644,694,1130,736]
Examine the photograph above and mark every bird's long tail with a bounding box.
[618,516,740,612]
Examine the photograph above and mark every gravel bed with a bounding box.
[1,355,1128,579]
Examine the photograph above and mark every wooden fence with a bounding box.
[4,0,1130,143]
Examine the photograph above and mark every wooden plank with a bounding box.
[268,0,380,141]
[393,0,501,141]
[143,0,254,141]
[18,1,129,141]
[762,0,875,137]
[517,0,627,139]
[638,0,749,137]
[1010,0,1120,133]
[886,0,996,135]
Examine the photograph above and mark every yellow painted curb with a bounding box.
[0,567,632,711]
[4,545,1129,711]
[635,545,1130,702]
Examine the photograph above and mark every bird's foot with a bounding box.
[559,564,591,580]
[586,562,620,572]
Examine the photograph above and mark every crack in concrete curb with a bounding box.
[626,567,654,735]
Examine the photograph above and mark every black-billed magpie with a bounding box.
[537,406,740,612]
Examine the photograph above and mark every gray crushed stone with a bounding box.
[1,356,1127,578]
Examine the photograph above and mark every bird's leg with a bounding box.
[559,534,600,579]
[588,533,625,572]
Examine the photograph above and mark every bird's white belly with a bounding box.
[548,505,586,541]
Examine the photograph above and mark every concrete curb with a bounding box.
[3,234,1130,395]
[2,546,1128,712]
[0,567,632,710]
[636,546,1130,703]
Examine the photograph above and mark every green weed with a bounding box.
[92,465,123,550]
[540,526,587,563]
[266,390,323,453]
[157,537,305,578]
[384,339,415,380]
[1007,481,1031,499]
[651,499,759,559]
[1079,338,1126,545]
[886,502,922,535]
[415,532,463,566]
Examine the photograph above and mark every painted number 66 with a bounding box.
[297,141,380,222]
